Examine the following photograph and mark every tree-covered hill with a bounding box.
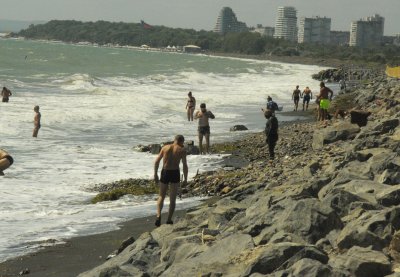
[16,20,400,65]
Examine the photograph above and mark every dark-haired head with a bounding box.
[175,135,185,144]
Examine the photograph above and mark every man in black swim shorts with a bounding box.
[292,85,301,111]
[0,149,13,176]
[154,135,188,226]
[194,103,215,154]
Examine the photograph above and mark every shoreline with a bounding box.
[0,210,188,277]
[6,37,346,69]
[0,109,316,276]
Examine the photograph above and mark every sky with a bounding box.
[0,0,399,35]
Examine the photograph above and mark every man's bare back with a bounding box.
[161,143,186,170]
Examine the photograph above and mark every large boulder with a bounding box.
[312,122,360,150]
[230,125,249,131]
[336,207,400,250]
[245,243,329,275]
[160,234,254,276]
[329,246,392,277]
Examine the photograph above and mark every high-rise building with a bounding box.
[274,6,297,42]
[298,16,331,44]
[214,7,248,34]
[349,14,385,47]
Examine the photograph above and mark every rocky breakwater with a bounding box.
[79,77,400,276]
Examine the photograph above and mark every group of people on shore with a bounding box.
[154,91,215,226]
[292,85,313,112]
[154,82,335,226]
[0,86,42,175]
[291,82,334,122]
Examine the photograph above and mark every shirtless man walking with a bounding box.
[154,135,188,226]
[302,87,312,111]
[317,82,334,121]
[292,85,301,111]
[194,103,215,154]
[0,149,14,176]
[33,105,41,137]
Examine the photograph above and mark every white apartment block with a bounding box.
[350,14,384,47]
[274,6,297,42]
[298,16,331,44]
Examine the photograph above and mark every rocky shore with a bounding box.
[76,75,400,277]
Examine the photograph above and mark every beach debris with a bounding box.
[19,268,30,275]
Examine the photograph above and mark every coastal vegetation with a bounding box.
[90,178,157,204]
[16,20,400,65]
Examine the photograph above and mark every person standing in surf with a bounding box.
[194,103,215,154]
[1,87,12,103]
[0,149,14,176]
[33,105,41,138]
[185,91,196,121]
[154,135,188,227]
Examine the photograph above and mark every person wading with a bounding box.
[154,135,188,227]
[185,91,196,121]
[194,103,215,154]
[0,149,14,176]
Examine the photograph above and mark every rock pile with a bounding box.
[79,77,400,277]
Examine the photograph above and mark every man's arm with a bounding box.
[207,111,215,119]
[181,151,188,184]
[194,111,201,119]
[154,148,164,183]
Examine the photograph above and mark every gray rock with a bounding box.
[376,185,400,206]
[230,125,249,131]
[150,144,162,154]
[372,118,399,134]
[336,207,400,250]
[312,123,360,150]
[246,242,328,275]
[379,169,400,185]
[288,258,334,277]
[329,246,392,277]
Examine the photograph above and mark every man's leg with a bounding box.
[205,133,210,154]
[167,183,178,223]
[198,132,204,154]
[187,109,190,121]
[156,182,168,226]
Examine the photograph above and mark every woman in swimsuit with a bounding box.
[0,149,13,176]
[185,91,196,121]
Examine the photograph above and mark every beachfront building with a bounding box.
[298,16,331,44]
[274,6,297,42]
[350,14,385,47]
[214,7,248,34]
[251,24,275,37]
[330,31,350,46]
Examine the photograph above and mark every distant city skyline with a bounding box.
[0,0,399,35]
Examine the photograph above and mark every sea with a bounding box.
[0,38,329,262]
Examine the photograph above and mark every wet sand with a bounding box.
[0,210,187,277]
